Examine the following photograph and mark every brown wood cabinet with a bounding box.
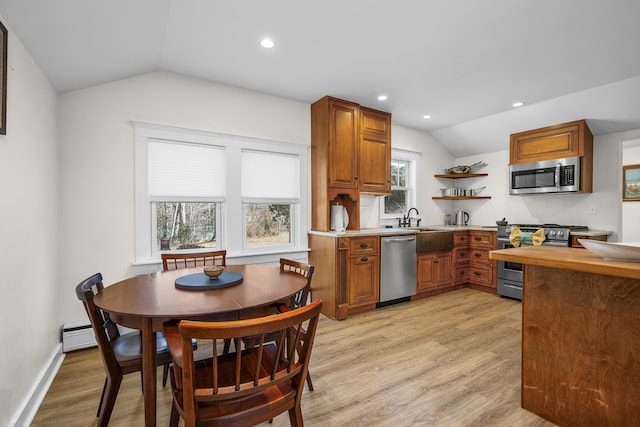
[308,233,379,320]
[509,120,593,193]
[570,233,608,248]
[311,96,391,231]
[417,251,453,292]
[359,107,391,194]
[346,236,380,307]
[453,230,496,292]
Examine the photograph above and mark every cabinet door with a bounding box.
[359,107,391,194]
[347,254,379,306]
[417,252,452,291]
[509,120,592,164]
[328,99,359,190]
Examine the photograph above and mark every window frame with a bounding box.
[133,121,309,264]
[379,148,421,220]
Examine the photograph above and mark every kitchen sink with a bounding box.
[416,230,454,253]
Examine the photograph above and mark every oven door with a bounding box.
[496,239,522,282]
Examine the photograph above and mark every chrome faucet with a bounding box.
[398,208,421,227]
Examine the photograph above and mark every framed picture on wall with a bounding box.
[0,20,6,135]
[623,164,640,201]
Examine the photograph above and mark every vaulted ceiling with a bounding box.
[2,0,640,156]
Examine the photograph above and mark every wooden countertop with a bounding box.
[490,246,640,280]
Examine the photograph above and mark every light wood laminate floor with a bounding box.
[33,288,555,426]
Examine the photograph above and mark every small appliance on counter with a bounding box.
[444,213,452,226]
[454,210,469,225]
[330,204,349,232]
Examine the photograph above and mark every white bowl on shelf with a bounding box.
[578,239,640,262]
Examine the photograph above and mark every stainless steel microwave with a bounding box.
[509,156,580,195]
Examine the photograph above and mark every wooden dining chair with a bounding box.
[163,299,323,427]
[161,250,227,271]
[223,258,316,390]
[75,273,174,427]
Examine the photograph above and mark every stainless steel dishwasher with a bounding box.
[379,235,416,303]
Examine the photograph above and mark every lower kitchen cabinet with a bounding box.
[451,230,497,292]
[346,237,380,307]
[570,233,608,248]
[308,233,379,320]
[417,251,453,293]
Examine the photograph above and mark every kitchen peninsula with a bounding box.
[489,246,640,426]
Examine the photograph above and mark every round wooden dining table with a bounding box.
[93,264,307,427]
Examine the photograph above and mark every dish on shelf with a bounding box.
[578,239,640,262]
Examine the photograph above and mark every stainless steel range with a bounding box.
[496,223,588,300]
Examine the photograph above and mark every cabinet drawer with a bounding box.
[468,231,495,249]
[454,266,469,284]
[454,231,469,247]
[468,249,490,263]
[349,236,379,255]
[453,247,470,263]
[467,266,493,287]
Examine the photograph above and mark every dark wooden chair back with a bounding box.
[161,250,227,271]
[280,258,314,310]
[164,299,323,427]
[75,273,173,427]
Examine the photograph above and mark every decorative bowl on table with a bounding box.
[203,266,225,279]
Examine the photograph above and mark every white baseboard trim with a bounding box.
[10,344,65,427]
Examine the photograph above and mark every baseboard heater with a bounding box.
[61,321,97,352]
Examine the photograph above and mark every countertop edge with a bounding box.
[308,225,497,237]
[490,246,640,280]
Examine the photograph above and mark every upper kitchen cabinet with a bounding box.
[311,96,392,231]
[510,119,593,193]
[509,119,593,165]
[359,107,392,194]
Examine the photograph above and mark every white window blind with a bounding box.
[148,140,226,200]
[241,150,300,200]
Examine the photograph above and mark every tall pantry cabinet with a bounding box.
[310,96,391,231]
[309,96,391,319]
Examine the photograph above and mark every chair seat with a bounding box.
[112,332,171,363]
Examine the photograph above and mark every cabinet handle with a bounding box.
[460,271,465,276]
[460,236,466,241]
[474,271,482,276]
[360,243,368,249]
[474,252,482,257]
[474,236,482,241]
[360,257,368,262]
[433,260,439,264]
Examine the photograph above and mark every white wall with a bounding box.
[0,20,59,427]
[360,125,455,228]
[57,71,313,326]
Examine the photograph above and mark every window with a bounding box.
[380,149,421,219]
[148,140,225,253]
[241,150,299,250]
[134,122,308,263]
[385,160,410,215]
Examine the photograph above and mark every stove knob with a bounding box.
[558,231,565,237]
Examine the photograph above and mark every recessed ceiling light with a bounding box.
[512,101,524,107]
[260,38,275,48]
[423,115,432,119]
[377,95,388,101]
